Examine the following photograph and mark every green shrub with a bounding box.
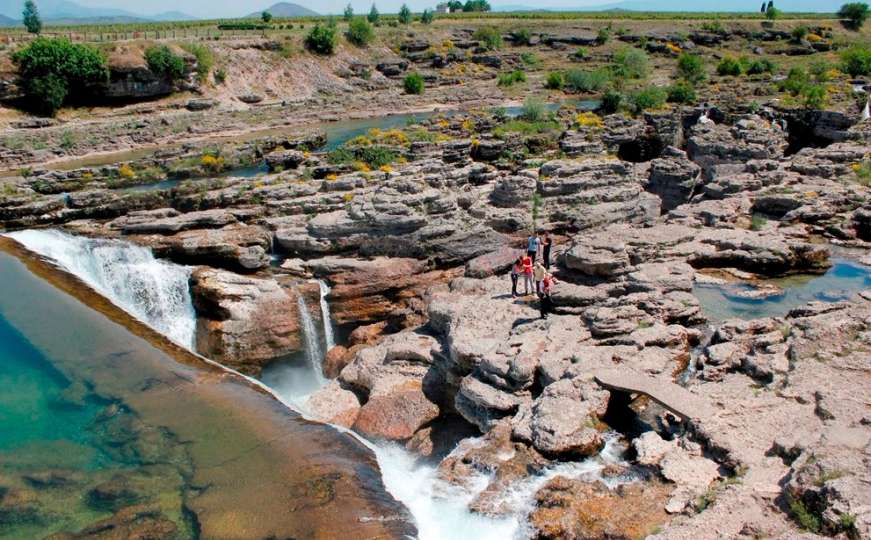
[600,89,623,113]
[305,23,338,55]
[791,25,809,42]
[497,70,527,86]
[214,68,227,84]
[573,47,588,60]
[809,60,833,81]
[564,68,610,93]
[520,52,540,66]
[628,86,667,113]
[802,83,828,109]
[512,28,532,45]
[667,82,697,103]
[520,96,546,122]
[611,47,649,80]
[743,57,776,75]
[473,26,503,50]
[839,2,870,29]
[463,0,492,11]
[368,5,380,24]
[346,17,375,47]
[545,71,564,90]
[145,45,185,80]
[766,6,782,20]
[180,43,213,83]
[840,44,871,76]
[344,3,354,21]
[788,498,821,533]
[398,4,412,24]
[404,72,424,94]
[12,37,108,116]
[421,9,434,24]
[677,53,706,84]
[596,26,611,45]
[701,21,726,34]
[717,56,743,76]
[780,66,809,94]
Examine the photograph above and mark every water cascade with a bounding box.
[10,228,635,540]
[296,292,327,386]
[6,229,196,348]
[316,279,335,351]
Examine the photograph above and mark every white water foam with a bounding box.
[10,229,637,540]
[316,279,335,351]
[6,229,196,348]
[296,293,327,386]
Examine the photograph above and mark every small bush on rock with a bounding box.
[497,70,526,86]
[840,44,871,76]
[717,56,743,76]
[403,72,424,94]
[145,45,186,80]
[305,23,338,55]
[628,86,667,113]
[676,53,706,84]
[564,68,610,93]
[346,18,375,47]
[545,71,564,89]
[473,27,502,50]
[667,82,697,103]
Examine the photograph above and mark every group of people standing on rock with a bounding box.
[510,232,556,319]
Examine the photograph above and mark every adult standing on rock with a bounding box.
[542,234,553,269]
[527,231,541,262]
[510,256,523,298]
[521,253,534,295]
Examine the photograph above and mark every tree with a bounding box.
[765,6,781,20]
[839,2,870,29]
[261,10,273,23]
[368,4,380,24]
[447,0,463,10]
[344,3,354,20]
[421,9,434,24]
[305,23,338,55]
[767,0,774,9]
[463,0,491,12]
[23,0,42,35]
[760,1,766,12]
[398,4,412,24]
[12,37,108,115]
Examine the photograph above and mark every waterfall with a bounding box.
[316,279,335,351]
[9,229,638,540]
[863,98,870,121]
[296,293,326,385]
[6,229,196,348]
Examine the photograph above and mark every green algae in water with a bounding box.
[694,259,871,322]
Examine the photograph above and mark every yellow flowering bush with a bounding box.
[201,154,224,171]
[379,165,393,173]
[326,173,338,181]
[666,42,681,54]
[576,111,604,128]
[118,164,136,179]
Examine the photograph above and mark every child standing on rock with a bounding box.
[534,261,546,295]
[527,232,540,262]
[539,273,556,319]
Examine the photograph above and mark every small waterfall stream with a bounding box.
[316,279,335,351]
[9,229,632,540]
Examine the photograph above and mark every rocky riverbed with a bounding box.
[2,18,871,536]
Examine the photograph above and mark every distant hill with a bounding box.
[0,0,197,24]
[246,2,319,18]
[492,0,840,11]
[0,13,16,26]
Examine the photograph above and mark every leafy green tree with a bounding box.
[839,2,870,29]
[398,4,411,24]
[463,0,491,11]
[421,9,434,24]
[305,23,338,55]
[765,6,781,20]
[261,11,273,23]
[346,17,375,46]
[344,3,354,21]
[840,44,871,76]
[448,0,463,10]
[368,4,380,24]
[12,37,108,115]
[23,0,42,34]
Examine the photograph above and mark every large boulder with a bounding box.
[190,268,302,374]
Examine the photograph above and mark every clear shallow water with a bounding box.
[694,259,871,322]
[12,229,631,540]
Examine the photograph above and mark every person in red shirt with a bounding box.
[521,254,534,295]
[509,256,524,298]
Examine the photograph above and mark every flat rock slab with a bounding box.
[594,369,716,423]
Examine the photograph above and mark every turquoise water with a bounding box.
[694,259,871,321]
[0,315,106,463]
